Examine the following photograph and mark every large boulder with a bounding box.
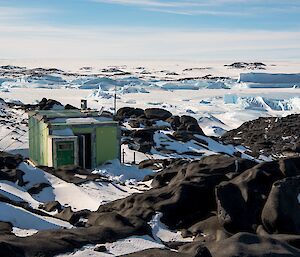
[122,248,212,257]
[38,98,64,110]
[262,176,300,235]
[216,161,285,233]
[41,201,62,212]
[0,242,24,257]
[116,107,144,120]
[178,115,204,135]
[0,152,23,170]
[144,108,172,120]
[207,232,300,257]
[216,157,300,233]
[129,128,157,153]
[166,115,181,130]
[183,215,231,242]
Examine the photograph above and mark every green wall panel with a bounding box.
[96,126,118,165]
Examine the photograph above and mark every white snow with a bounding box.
[52,128,74,136]
[149,213,194,243]
[65,117,110,124]
[0,202,72,230]
[56,235,165,257]
[12,227,38,237]
[153,130,239,159]
[15,162,142,212]
[0,181,41,209]
[92,159,153,183]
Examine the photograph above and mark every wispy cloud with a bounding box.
[0,6,53,21]
[91,0,209,8]
[0,23,299,60]
[91,0,300,16]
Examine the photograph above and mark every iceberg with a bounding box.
[224,94,238,104]
[238,73,300,87]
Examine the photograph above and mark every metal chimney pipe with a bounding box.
[81,99,87,110]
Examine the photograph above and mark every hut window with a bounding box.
[58,143,72,150]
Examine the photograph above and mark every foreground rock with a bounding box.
[0,153,300,256]
[207,232,300,257]
[262,176,300,235]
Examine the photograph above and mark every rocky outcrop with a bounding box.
[221,114,300,158]
[224,62,266,70]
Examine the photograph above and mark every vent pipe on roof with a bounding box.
[81,99,87,110]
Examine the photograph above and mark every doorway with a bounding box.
[77,134,92,169]
[55,141,75,167]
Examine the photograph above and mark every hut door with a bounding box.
[55,141,75,167]
[78,134,92,169]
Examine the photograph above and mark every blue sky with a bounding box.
[0,0,299,60]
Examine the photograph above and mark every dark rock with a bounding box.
[144,108,172,120]
[129,141,153,153]
[39,165,107,184]
[221,114,300,158]
[262,176,300,235]
[0,242,24,257]
[0,152,23,170]
[208,232,300,257]
[27,183,51,195]
[216,157,300,233]
[94,245,107,252]
[224,62,266,70]
[257,225,300,250]
[116,107,144,120]
[138,159,171,170]
[172,131,195,142]
[166,115,181,130]
[121,248,194,257]
[55,206,75,223]
[128,119,140,128]
[178,115,204,135]
[184,215,231,242]
[64,104,78,110]
[0,222,13,234]
[0,168,25,186]
[98,155,256,231]
[128,128,157,153]
[38,98,64,110]
[42,201,62,212]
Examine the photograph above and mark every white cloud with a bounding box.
[0,6,53,22]
[90,0,300,16]
[91,0,208,8]
[0,23,299,60]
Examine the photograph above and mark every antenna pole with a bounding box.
[114,84,117,116]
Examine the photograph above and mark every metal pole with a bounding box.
[122,149,125,164]
[133,152,136,165]
[114,85,117,116]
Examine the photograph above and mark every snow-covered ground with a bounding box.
[1,59,300,256]
[2,87,300,137]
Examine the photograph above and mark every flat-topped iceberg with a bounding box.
[238,72,300,85]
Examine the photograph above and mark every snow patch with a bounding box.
[12,227,38,237]
[56,235,164,257]
[0,202,72,230]
[92,159,153,183]
[149,213,194,242]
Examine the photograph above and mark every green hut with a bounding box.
[28,109,120,169]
